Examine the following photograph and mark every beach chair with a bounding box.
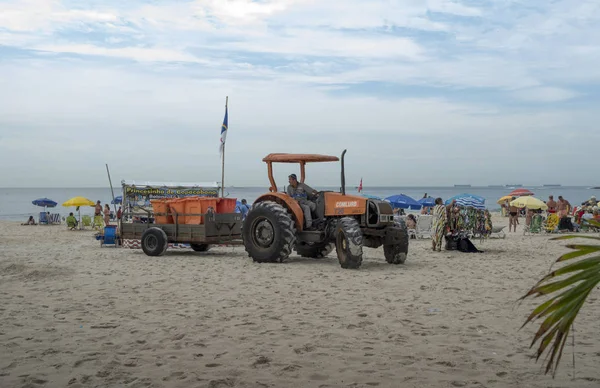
[490,225,506,239]
[39,212,49,225]
[544,213,559,233]
[524,214,543,235]
[416,215,433,239]
[49,213,61,224]
[100,226,119,247]
[66,217,78,230]
[81,215,92,229]
[92,215,104,230]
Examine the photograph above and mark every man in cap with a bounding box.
[287,173,318,229]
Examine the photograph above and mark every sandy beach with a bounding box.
[1,215,599,388]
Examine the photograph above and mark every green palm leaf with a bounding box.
[520,230,600,377]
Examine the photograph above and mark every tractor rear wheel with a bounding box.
[243,201,296,263]
[295,241,335,259]
[191,244,210,252]
[335,217,363,269]
[141,227,168,257]
[384,219,409,264]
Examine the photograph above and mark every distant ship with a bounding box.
[591,186,600,189]
[543,184,561,187]
[505,184,523,188]
[454,184,471,187]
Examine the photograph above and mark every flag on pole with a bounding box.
[358,178,363,193]
[219,104,228,156]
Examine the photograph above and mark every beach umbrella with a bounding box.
[384,194,421,209]
[62,196,95,207]
[509,188,534,197]
[111,196,122,205]
[445,193,486,205]
[418,197,436,207]
[62,197,95,229]
[455,197,486,210]
[360,193,383,200]
[497,195,514,204]
[510,196,548,210]
[32,198,58,208]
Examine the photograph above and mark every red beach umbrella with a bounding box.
[509,188,534,197]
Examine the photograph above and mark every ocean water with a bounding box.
[0,186,597,222]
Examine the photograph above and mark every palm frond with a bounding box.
[520,235,600,377]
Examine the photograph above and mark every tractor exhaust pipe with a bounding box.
[340,149,347,195]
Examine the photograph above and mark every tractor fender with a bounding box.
[253,193,304,231]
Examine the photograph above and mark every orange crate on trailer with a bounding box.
[150,199,173,224]
[183,197,218,225]
[216,198,237,213]
[167,198,187,224]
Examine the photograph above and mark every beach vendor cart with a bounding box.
[119,180,243,256]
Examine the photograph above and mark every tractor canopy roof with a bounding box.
[262,153,339,163]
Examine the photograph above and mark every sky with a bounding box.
[0,0,599,188]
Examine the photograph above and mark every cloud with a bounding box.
[0,0,598,187]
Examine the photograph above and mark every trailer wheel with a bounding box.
[141,227,168,257]
[191,244,210,252]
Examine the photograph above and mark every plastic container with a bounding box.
[167,198,187,224]
[216,198,237,214]
[151,199,173,224]
[184,197,218,225]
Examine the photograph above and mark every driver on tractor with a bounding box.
[287,173,317,229]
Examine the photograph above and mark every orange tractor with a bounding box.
[242,150,409,269]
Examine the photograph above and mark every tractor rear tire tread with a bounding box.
[243,201,296,263]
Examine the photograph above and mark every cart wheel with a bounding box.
[141,227,168,256]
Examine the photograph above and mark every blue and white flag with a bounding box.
[219,104,228,156]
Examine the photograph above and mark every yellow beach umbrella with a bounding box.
[497,195,514,205]
[510,196,548,210]
[62,196,95,207]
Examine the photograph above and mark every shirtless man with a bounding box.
[546,195,557,214]
[508,197,519,232]
[557,196,571,218]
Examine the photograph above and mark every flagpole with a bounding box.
[221,96,228,197]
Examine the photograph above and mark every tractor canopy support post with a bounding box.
[340,149,347,195]
[267,162,277,192]
[300,162,306,183]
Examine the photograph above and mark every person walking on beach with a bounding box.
[546,195,557,214]
[557,196,571,218]
[508,197,519,232]
[431,198,448,252]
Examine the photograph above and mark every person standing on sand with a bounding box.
[431,198,447,252]
[557,196,571,218]
[546,195,557,214]
[95,200,102,217]
[104,204,111,226]
[508,197,519,232]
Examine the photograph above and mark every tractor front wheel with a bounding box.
[384,220,409,264]
[243,201,296,263]
[335,217,363,269]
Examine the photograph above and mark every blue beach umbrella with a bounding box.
[445,193,486,205]
[384,194,422,210]
[418,197,436,207]
[360,193,383,200]
[32,198,58,208]
[455,197,486,210]
[111,196,122,205]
